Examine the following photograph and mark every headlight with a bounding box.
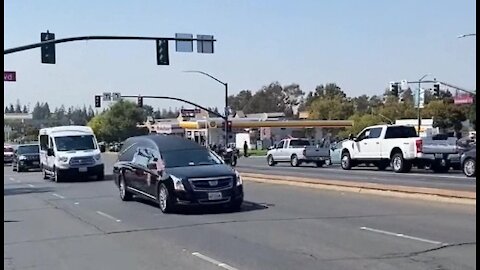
[94,154,102,161]
[171,175,185,191]
[58,156,68,162]
[19,155,27,161]
[235,171,243,186]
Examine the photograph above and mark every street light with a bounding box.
[417,74,433,135]
[183,70,229,145]
[457,33,476,38]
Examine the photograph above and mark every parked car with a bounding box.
[421,135,462,172]
[12,144,40,172]
[4,145,15,164]
[113,135,244,213]
[461,147,476,178]
[326,140,346,166]
[267,138,330,167]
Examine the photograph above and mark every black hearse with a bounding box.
[113,135,244,213]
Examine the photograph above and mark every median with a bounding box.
[241,172,476,205]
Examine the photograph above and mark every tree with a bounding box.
[22,105,28,113]
[228,90,253,112]
[422,100,467,135]
[353,95,370,114]
[14,100,22,113]
[88,100,149,142]
[339,114,384,138]
[8,104,15,114]
[308,95,354,120]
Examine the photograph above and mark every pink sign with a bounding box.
[4,71,16,82]
[454,94,474,105]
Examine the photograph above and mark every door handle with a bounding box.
[376,142,380,145]
[363,142,367,145]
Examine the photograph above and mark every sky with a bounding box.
[4,0,477,111]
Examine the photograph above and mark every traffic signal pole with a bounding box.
[183,71,230,146]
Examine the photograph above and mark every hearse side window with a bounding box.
[132,147,162,168]
[119,143,137,162]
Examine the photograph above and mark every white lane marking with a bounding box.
[52,193,65,199]
[96,211,121,222]
[191,252,238,270]
[27,184,35,188]
[8,177,20,183]
[74,202,80,205]
[360,226,445,245]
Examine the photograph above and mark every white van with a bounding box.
[39,126,105,182]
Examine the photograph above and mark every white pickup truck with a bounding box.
[340,125,424,173]
[267,138,330,167]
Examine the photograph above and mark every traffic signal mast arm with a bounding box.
[397,80,475,96]
[122,95,226,120]
[4,35,216,55]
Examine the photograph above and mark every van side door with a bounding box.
[39,134,49,169]
[47,137,56,171]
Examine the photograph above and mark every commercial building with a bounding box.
[140,110,353,149]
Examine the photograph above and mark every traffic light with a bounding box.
[94,95,101,108]
[137,96,143,107]
[41,31,56,64]
[227,121,232,132]
[389,82,399,97]
[433,83,440,97]
[156,39,170,65]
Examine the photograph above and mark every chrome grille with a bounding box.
[69,156,95,166]
[188,176,233,191]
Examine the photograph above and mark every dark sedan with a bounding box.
[461,147,476,178]
[12,144,40,172]
[113,135,244,213]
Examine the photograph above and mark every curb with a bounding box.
[241,173,476,205]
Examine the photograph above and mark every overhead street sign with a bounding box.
[112,92,121,101]
[102,92,112,101]
[4,71,16,82]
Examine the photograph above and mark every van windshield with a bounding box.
[54,135,97,151]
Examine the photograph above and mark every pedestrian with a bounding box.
[243,141,248,157]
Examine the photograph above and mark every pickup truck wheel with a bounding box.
[290,155,300,167]
[267,155,276,166]
[391,153,411,173]
[341,152,352,170]
[463,158,476,177]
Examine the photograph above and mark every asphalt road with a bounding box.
[4,164,476,270]
[233,156,476,192]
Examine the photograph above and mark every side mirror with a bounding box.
[348,134,355,140]
[268,146,274,150]
[99,144,106,153]
[47,148,55,156]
